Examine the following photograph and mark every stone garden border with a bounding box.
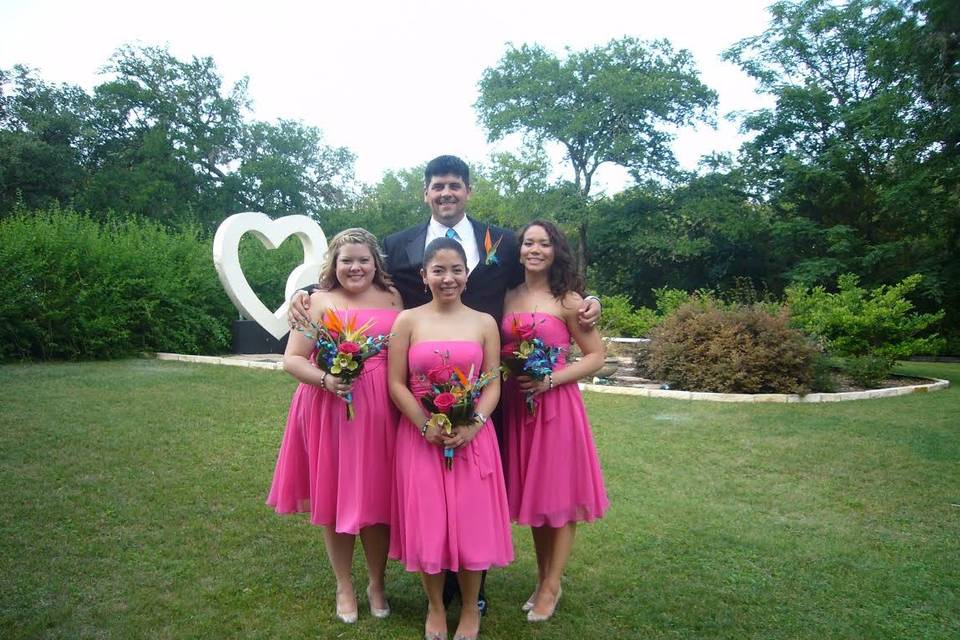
[580,378,949,402]
[157,352,949,402]
[157,352,284,371]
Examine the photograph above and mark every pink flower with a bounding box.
[427,363,455,385]
[338,341,361,355]
[433,392,457,412]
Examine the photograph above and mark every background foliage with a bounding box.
[0,208,308,360]
[1,1,956,363]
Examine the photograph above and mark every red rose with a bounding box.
[338,341,361,355]
[516,324,537,341]
[427,363,455,385]
[433,392,457,412]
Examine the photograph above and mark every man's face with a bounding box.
[424,173,471,226]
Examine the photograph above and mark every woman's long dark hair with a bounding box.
[518,219,585,300]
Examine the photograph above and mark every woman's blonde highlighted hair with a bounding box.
[318,228,394,291]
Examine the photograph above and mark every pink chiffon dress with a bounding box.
[501,312,610,527]
[389,340,514,574]
[266,308,399,534]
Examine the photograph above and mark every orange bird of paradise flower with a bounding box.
[484,227,503,265]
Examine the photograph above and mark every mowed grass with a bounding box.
[1,359,958,639]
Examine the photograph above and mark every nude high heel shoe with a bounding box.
[335,588,358,624]
[367,585,390,619]
[521,589,537,612]
[526,586,561,622]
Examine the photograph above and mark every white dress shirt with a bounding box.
[425,216,481,272]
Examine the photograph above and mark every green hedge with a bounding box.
[0,208,242,360]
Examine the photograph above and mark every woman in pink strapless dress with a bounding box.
[501,219,609,623]
[388,237,512,640]
[266,228,403,625]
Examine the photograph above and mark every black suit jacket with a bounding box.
[382,217,522,323]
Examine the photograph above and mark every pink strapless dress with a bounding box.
[266,308,399,535]
[389,341,514,574]
[501,312,610,527]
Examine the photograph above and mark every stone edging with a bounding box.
[157,353,949,403]
[578,378,950,402]
[156,352,283,371]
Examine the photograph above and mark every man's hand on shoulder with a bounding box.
[577,296,602,331]
[287,289,313,329]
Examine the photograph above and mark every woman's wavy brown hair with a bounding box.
[318,228,393,291]
[518,219,585,300]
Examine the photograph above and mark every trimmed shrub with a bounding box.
[647,302,819,393]
[0,207,237,360]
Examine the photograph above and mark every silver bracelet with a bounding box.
[473,411,487,426]
[548,374,554,390]
[420,419,430,437]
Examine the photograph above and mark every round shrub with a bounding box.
[647,302,819,394]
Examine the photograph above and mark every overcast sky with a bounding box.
[1,0,776,193]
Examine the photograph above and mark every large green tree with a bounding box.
[236,119,354,218]
[0,66,92,213]
[724,0,959,335]
[589,167,774,305]
[1,46,355,227]
[476,37,717,274]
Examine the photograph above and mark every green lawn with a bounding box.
[1,360,958,639]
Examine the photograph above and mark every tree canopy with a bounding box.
[0,46,354,228]
[476,37,717,196]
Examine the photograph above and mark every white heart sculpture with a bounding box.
[213,212,328,339]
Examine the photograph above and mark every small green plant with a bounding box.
[808,352,840,393]
[843,354,895,388]
[598,294,658,338]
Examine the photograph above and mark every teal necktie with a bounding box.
[445,228,460,241]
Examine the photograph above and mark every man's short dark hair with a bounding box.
[424,155,470,188]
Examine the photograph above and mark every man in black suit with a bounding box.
[291,154,600,326]
[289,154,601,615]
[381,155,521,322]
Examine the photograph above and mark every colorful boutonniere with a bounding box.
[483,226,503,265]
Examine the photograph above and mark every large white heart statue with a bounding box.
[213,212,328,340]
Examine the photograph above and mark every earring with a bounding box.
[424,284,428,294]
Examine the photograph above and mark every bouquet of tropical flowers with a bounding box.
[501,313,564,416]
[419,352,499,470]
[299,309,391,420]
